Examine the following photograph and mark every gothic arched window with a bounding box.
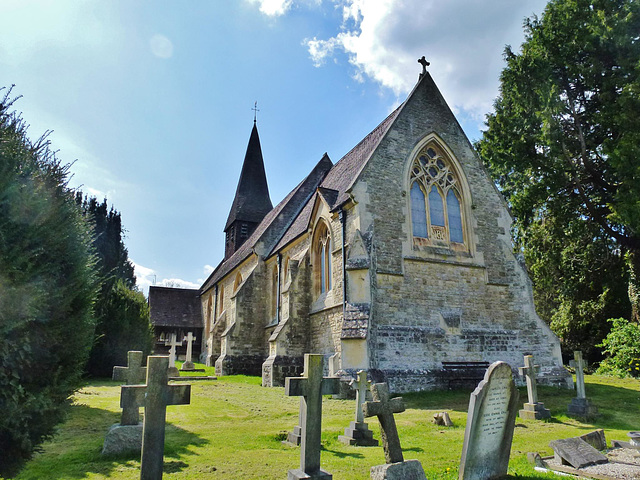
[313,221,332,297]
[409,143,466,246]
[233,272,243,293]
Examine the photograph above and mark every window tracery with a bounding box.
[410,144,465,247]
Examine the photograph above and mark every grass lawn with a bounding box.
[10,364,640,480]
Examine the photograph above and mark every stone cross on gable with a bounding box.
[165,333,182,369]
[363,383,406,464]
[121,356,191,480]
[113,351,147,425]
[181,332,196,371]
[418,55,430,75]
[569,351,587,399]
[285,354,341,480]
[519,354,540,404]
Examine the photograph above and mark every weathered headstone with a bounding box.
[549,437,608,469]
[103,351,147,455]
[459,361,519,480]
[363,383,426,480]
[338,370,378,446]
[180,332,196,371]
[433,412,453,427]
[165,333,182,377]
[285,354,341,480]
[568,351,598,417]
[113,351,147,425]
[121,355,191,480]
[283,400,303,447]
[518,354,550,420]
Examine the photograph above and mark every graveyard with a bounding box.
[12,364,640,480]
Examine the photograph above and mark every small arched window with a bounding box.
[313,221,332,297]
[218,285,224,314]
[270,264,278,319]
[282,256,290,284]
[409,143,466,246]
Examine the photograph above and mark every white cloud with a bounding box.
[149,34,174,59]
[247,0,294,16]
[160,278,200,289]
[303,0,548,123]
[204,264,215,275]
[133,260,203,295]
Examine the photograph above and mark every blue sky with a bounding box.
[2,0,548,294]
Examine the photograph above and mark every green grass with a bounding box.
[10,372,640,480]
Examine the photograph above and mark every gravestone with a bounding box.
[180,332,196,371]
[113,351,147,425]
[283,400,303,447]
[165,333,182,377]
[568,351,598,417]
[338,370,378,446]
[285,354,341,480]
[518,354,550,420]
[121,355,191,480]
[363,383,426,480]
[433,412,453,427]
[103,351,147,455]
[549,437,608,469]
[459,361,519,480]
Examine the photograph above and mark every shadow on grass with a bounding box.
[16,404,208,480]
[323,448,365,459]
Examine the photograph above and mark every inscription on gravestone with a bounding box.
[459,362,519,480]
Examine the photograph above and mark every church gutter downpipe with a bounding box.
[339,208,347,318]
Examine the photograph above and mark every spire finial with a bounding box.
[418,56,430,77]
[252,101,260,124]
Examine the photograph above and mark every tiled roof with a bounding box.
[200,155,332,293]
[319,104,403,209]
[149,286,203,328]
[224,123,273,230]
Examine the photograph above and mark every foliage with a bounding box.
[77,196,153,377]
[0,87,97,475]
[86,279,153,378]
[597,317,640,377]
[477,0,640,349]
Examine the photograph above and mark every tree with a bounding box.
[77,195,153,377]
[477,0,640,348]
[0,88,96,475]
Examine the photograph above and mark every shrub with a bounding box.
[596,317,640,378]
[0,88,97,475]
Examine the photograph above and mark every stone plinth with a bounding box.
[101,423,143,456]
[568,397,598,418]
[520,402,551,420]
[370,459,426,480]
[338,421,378,446]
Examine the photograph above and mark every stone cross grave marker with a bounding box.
[285,354,341,480]
[180,332,196,371]
[165,333,182,377]
[113,351,147,425]
[363,383,426,479]
[568,351,598,417]
[459,361,519,480]
[121,356,191,480]
[518,354,550,420]
[338,370,378,446]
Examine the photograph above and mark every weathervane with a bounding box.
[418,56,430,77]
[252,101,260,123]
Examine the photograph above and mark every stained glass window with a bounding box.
[447,189,464,243]
[410,183,428,238]
[429,185,445,227]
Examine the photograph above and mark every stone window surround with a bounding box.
[404,133,476,261]
[312,218,333,299]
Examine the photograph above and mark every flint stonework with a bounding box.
[459,361,519,480]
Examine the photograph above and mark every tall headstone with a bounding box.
[121,356,191,480]
[363,383,426,480]
[285,354,341,480]
[165,333,182,377]
[338,370,378,446]
[113,351,147,425]
[567,351,598,417]
[180,332,196,371]
[518,355,550,420]
[459,362,519,480]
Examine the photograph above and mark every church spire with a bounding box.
[224,120,273,259]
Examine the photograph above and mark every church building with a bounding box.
[199,66,572,391]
